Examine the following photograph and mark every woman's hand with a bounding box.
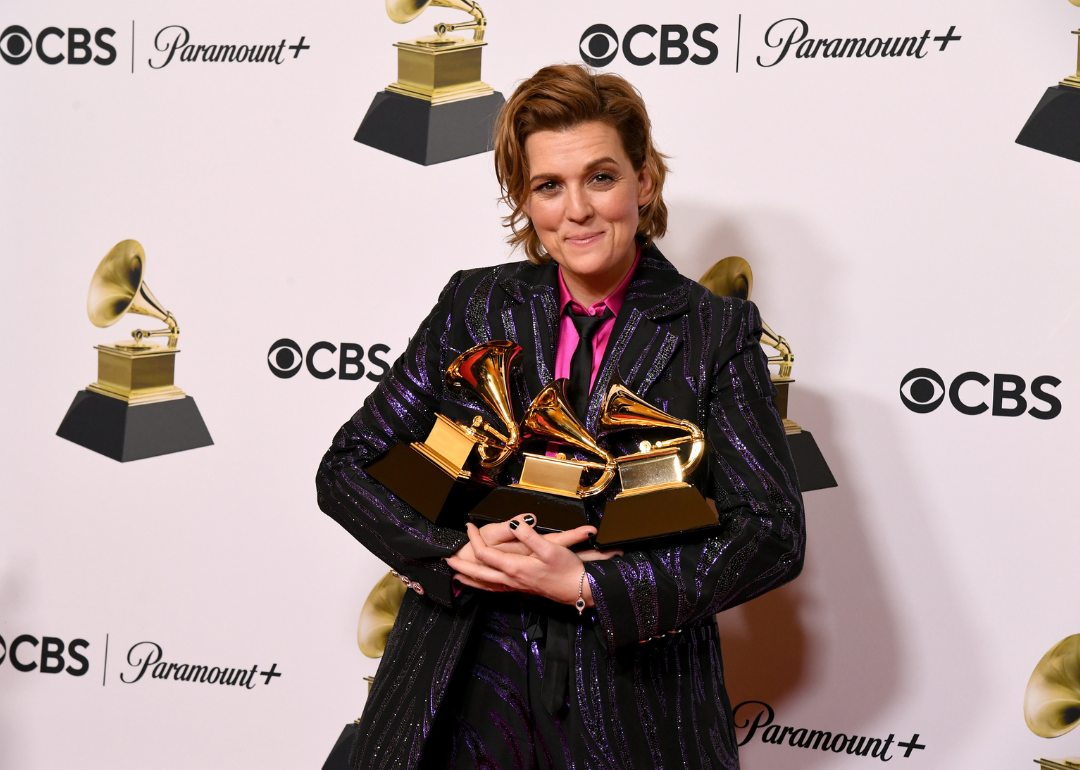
[446,516,622,606]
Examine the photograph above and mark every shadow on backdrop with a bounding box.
[661,205,985,765]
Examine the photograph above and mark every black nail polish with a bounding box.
[523,514,536,526]
[509,520,519,530]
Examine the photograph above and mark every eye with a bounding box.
[533,180,559,193]
[267,338,303,378]
[579,24,619,67]
[899,368,945,413]
[0,26,33,64]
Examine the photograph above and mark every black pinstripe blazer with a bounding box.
[316,245,805,769]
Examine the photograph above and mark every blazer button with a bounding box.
[411,582,424,595]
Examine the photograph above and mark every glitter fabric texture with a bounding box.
[315,246,804,770]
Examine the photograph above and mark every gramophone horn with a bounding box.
[445,341,522,467]
[521,380,616,497]
[87,240,179,347]
[699,256,753,300]
[357,571,408,658]
[598,374,705,476]
[386,0,485,31]
[1025,634,1080,738]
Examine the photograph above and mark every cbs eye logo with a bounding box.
[1,25,117,65]
[579,23,718,67]
[268,338,392,382]
[900,368,1061,419]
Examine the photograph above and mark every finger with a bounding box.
[578,548,623,562]
[490,541,533,556]
[513,523,594,560]
[476,520,520,547]
[453,574,507,593]
[446,555,517,589]
[540,528,598,549]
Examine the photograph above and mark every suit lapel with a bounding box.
[496,260,560,408]
[585,245,690,430]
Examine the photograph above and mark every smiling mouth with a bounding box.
[564,232,604,246]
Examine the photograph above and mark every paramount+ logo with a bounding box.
[579,23,718,67]
[268,338,392,381]
[0,24,116,65]
[899,368,1061,419]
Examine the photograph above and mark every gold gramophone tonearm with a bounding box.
[598,374,705,492]
[388,0,487,43]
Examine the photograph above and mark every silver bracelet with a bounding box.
[575,567,587,615]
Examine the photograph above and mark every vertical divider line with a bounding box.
[736,14,742,73]
[131,21,134,74]
[102,633,109,686]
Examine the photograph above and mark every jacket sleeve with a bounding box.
[584,298,806,653]
[315,271,470,609]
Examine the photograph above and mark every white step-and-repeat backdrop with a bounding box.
[2,0,1077,767]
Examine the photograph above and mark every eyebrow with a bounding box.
[528,157,619,185]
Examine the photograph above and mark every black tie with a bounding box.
[568,308,612,424]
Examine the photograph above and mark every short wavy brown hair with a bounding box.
[493,64,669,265]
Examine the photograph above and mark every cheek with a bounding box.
[594,186,641,227]
[527,197,562,231]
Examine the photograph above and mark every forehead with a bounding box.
[524,121,630,173]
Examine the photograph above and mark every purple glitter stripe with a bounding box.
[530,298,552,385]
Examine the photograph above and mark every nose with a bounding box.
[565,185,593,224]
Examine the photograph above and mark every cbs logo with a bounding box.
[0,25,116,65]
[899,368,1061,419]
[579,23,718,67]
[268,339,392,382]
[0,634,90,676]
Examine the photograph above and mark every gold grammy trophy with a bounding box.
[366,340,521,525]
[354,0,506,165]
[1017,0,1080,163]
[469,379,617,533]
[699,257,835,492]
[591,376,718,548]
[1024,634,1080,770]
[56,239,212,462]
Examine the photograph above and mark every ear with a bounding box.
[636,166,656,208]
[521,195,533,221]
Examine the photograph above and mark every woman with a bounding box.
[316,64,804,770]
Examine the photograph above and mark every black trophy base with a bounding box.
[788,430,836,492]
[365,443,488,528]
[596,485,719,550]
[354,90,506,166]
[1016,85,1080,163]
[469,486,589,533]
[56,390,212,462]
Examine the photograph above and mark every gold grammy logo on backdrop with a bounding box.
[56,239,212,462]
[353,0,506,165]
[1016,0,1080,163]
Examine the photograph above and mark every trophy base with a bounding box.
[1016,85,1080,163]
[468,485,589,533]
[365,442,488,528]
[354,90,506,166]
[787,429,837,492]
[596,484,718,549]
[1036,759,1080,770]
[56,389,212,462]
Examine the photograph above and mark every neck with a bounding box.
[558,243,638,307]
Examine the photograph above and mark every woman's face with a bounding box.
[522,121,654,288]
